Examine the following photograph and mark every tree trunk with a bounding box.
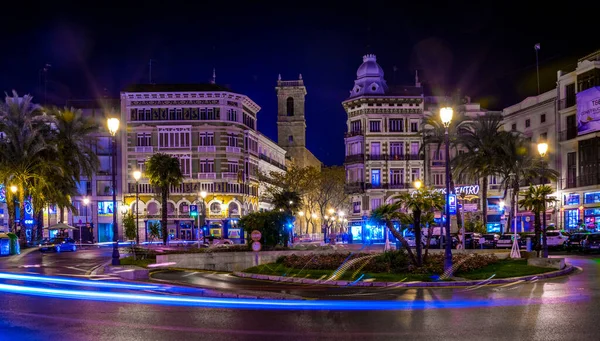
[414,210,422,267]
[161,188,168,245]
[534,211,541,257]
[385,220,417,266]
[424,222,434,262]
[18,189,26,245]
[481,176,489,228]
[36,209,44,242]
[7,196,15,234]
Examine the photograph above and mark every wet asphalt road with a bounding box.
[0,248,599,340]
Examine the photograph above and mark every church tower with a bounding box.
[276,74,307,149]
[275,74,321,169]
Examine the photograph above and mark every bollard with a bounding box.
[526,237,532,252]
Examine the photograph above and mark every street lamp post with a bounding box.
[199,191,207,246]
[107,117,120,266]
[133,170,141,245]
[440,107,454,271]
[538,142,549,258]
[82,197,90,245]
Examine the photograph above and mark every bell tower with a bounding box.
[276,74,307,149]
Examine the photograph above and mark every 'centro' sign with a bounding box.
[433,185,480,196]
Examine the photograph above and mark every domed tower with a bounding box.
[349,54,388,98]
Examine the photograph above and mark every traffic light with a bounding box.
[189,205,198,217]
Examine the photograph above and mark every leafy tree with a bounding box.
[122,211,137,259]
[148,222,161,243]
[239,211,290,249]
[146,153,183,245]
[272,190,303,214]
[311,166,349,233]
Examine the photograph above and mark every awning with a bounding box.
[44,223,79,230]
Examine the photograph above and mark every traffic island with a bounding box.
[232,252,575,288]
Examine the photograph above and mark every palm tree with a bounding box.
[453,113,507,227]
[371,204,417,265]
[497,133,558,238]
[146,153,183,245]
[421,109,469,230]
[391,186,445,266]
[0,92,53,241]
[518,185,555,257]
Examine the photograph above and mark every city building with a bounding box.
[120,82,285,243]
[501,89,557,232]
[257,133,287,211]
[555,50,600,231]
[276,75,321,169]
[343,54,427,243]
[63,98,123,244]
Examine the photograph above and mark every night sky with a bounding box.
[1,1,597,166]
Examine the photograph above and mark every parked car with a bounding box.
[545,231,569,249]
[564,233,589,252]
[581,233,600,253]
[496,234,519,249]
[479,234,500,248]
[39,237,77,253]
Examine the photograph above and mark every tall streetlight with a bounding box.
[132,170,142,245]
[10,185,17,234]
[538,142,549,258]
[107,117,120,266]
[199,190,207,245]
[82,197,90,245]
[440,107,453,271]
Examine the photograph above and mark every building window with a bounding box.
[371,169,381,186]
[288,135,293,143]
[511,123,517,131]
[347,141,362,155]
[389,119,404,132]
[389,142,404,159]
[136,160,146,173]
[410,142,419,156]
[175,155,191,176]
[390,169,404,185]
[353,201,361,214]
[566,83,576,107]
[227,161,239,173]
[369,121,381,132]
[286,97,294,116]
[351,120,362,133]
[411,168,420,182]
[228,134,238,147]
[525,119,530,128]
[541,114,546,123]
[567,152,576,188]
[243,113,255,130]
[199,159,215,173]
[433,173,444,186]
[540,132,547,141]
[198,132,214,146]
[370,142,381,156]
[371,198,382,210]
[137,133,151,147]
[227,109,238,122]
[158,127,191,148]
[410,120,419,132]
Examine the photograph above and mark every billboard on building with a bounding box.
[577,86,600,135]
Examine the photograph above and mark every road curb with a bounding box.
[232,265,576,288]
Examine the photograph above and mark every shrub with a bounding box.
[416,253,499,274]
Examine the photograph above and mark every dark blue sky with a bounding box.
[1,1,597,165]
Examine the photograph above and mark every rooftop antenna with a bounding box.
[210,68,216,84]
[534,43,541,95]
[415,70,421,87]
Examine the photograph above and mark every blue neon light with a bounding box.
[0,272,161,290]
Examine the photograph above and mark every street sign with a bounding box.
[251,230,262,241]
[189,205,198,217]
[251,241,262,252]
[449,194,457,215]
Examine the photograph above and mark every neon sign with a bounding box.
[434,185,480,196]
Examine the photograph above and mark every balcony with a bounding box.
[198,172,217,180]
[135,146,153,153]
[226,146,241,153]
[344,154,364,163]
[344,130,364,138]
[345,182,365,194]
[258,153,286,171]
[222,172,238,180]
[388,183,410,189]
[367,154,386,161]
[558,98,577,110]
[431,160,446,167]
[365,183,389,190]
[365,154,424,161]
[558,127,578,142]
[197,146,216,153]
[562,173,600,189]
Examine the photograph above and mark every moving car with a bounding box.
[496,234,519,249]
[39,237,77,252]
